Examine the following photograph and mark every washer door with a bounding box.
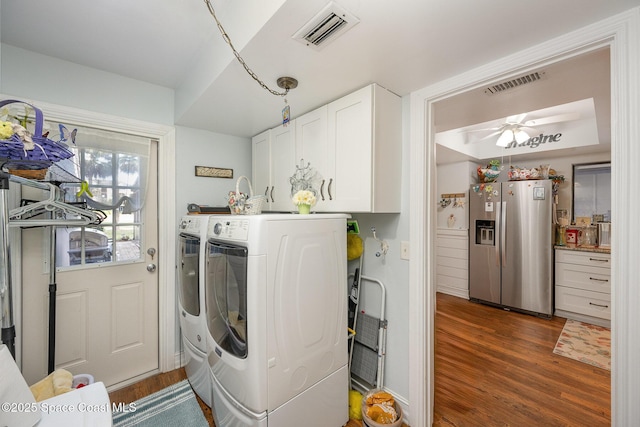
[205,241,249,359]
[178,233,200,316]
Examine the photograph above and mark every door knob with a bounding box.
[147,263,157,273]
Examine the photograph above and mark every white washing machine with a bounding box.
[177,215,212,407]
[204,214,349,427]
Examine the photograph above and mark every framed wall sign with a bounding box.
[195,166,233,179]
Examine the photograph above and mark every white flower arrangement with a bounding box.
[292,190,317,207]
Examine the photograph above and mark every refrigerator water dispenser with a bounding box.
[475,220,495,246]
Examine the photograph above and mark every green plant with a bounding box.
[488,159,501,169]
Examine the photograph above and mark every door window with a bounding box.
[51,124,152,268]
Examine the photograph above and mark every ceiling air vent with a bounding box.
[484,71,546,95]
[293,2,360,50]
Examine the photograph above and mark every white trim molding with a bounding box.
[409,7,640,426]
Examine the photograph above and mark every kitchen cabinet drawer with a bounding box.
[555,249,611,269]
[555,262,611,294]
[555,286,611,320]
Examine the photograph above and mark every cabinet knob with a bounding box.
[320,179,326,201]
[328,178,333,201]
[270,186,274,203]
[265,186,269,196]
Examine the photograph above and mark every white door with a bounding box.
[20,134,159,388]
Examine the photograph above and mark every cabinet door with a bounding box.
[252,129,272,206]
[328,85,373,212]
[270,122,296,211]
[295,105,329,209]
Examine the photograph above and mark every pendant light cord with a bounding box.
[204,0,290,97]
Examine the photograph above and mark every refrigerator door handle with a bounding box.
[501,201,507,266]
[495,200,501,266]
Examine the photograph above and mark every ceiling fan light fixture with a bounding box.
[496,129,513,147]
[514,129,530,144]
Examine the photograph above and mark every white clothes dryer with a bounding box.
[204,214,349,427]
[177,214,212,407]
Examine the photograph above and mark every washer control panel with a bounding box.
[179,216,202,233]
[209,219,250,241]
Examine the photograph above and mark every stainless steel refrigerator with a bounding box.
[469,179,553,317]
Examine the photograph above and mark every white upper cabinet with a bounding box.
[270,123,296,211]
[254,83,401,213]
[295,105,329,209]
[252,128,271,204]
[252,122,296,212]
[321,83,402,213]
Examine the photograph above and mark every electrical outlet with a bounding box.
[400,240,410,260]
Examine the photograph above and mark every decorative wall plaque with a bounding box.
[195,166,233,178]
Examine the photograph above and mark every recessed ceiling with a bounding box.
[434,47,611,164]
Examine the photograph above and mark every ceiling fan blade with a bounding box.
[523,112,580,127]
[478,130,502,140]
[464,127,501,133]
[505,113,527,124]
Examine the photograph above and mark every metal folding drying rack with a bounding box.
[348,248,388,392]
[0,170,101,372]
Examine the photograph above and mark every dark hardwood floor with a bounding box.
[434,292,610,427]
[109,293,609,427]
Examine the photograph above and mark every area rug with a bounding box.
[553,319,611,370]
[112,379,208,427]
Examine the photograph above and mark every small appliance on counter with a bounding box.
[598,222,611,248]
[565,228,579,245]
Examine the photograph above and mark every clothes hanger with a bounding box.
[9,182,101,227]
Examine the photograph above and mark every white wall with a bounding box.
[436,161,475,230]
[348,96,411,404]
[1,45,174,125]
[175,126,251,216]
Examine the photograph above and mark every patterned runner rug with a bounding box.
[553,319,611,370]
[112,379,208,427]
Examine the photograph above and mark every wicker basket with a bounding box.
[227,176,266,215]
[0,99,74,172]
[8,169,48,180]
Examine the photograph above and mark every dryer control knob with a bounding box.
[213,222,223,235]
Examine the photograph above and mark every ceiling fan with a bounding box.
[469,111,581,146]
